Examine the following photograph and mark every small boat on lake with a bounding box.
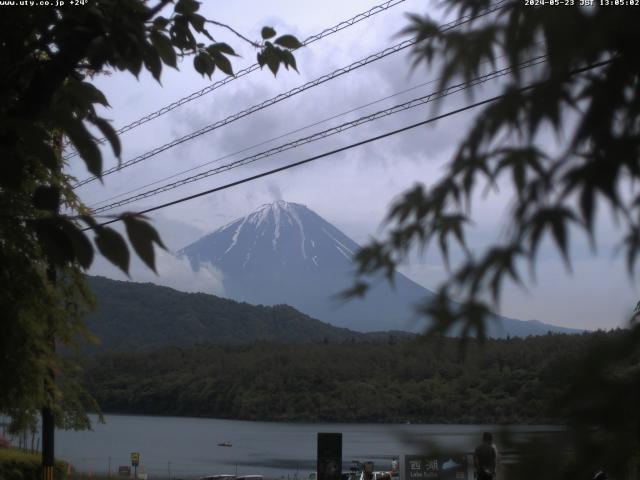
[217,441,232,447]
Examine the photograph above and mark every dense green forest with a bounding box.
[85,276,415,351]
[81,330,621,424]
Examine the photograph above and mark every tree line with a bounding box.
[80,330,620,424]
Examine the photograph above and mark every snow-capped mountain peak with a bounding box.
[182,201,358,274]
[179,201,427,332]
[179,201,580,337]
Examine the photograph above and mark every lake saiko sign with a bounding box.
[404,455,467,480]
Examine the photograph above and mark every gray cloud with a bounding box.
[66,0,640,329]
[267,182,283,201]
[89,248,225,297]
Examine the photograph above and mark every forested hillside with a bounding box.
[82,330,618,424]
[86,276,374,350]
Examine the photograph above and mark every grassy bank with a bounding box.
[0,448,68,479]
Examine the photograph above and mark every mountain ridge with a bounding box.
[179,200,582,338]
[83,275,410,352]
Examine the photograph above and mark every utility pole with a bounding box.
[42,405,54,480]
[42,129,63,480]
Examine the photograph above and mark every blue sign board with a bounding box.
[404,455,467,480]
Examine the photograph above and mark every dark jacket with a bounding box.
[474,443,497,479]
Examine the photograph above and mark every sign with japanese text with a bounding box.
[404,455,467,480]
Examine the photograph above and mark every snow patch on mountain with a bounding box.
[321,227,354,262]
[288,203,307,259]
[272,204,281,251]
[225,216,247,254]
[243,252,251,268]
[178,200,580,337]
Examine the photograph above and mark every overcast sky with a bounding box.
[70,0,639,330]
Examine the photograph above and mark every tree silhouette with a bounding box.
[0,0,300,430]
[352,2,640,477]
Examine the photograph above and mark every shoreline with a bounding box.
[83,411,566,428]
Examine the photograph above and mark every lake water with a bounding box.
[55,414,560,479]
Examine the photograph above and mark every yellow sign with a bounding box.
[131,452,140,466]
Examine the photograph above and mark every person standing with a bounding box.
[474,432,498,480]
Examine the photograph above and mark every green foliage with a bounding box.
[0,257,98,431]
[83,276,374,351]
[0,0,301,431]
[355,1,640,336]
[351,2,640,478]
[261,26,277,40]
[0,449,68,480]
[81,330,620,424]
[256,29,301,75]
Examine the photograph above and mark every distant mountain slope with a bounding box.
[179,200,437,332]
[179,200,582,338]
[85,276,368,351]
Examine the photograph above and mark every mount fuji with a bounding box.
[179,201,580,337]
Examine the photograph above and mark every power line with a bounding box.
[82,94,513,231]
[63,0,408,160]
[82,57,614,231]
[72,0,510,188]
[90,57,547,215]
[73,38,416,188]
[90,44,545,209]
[89,76,449,209]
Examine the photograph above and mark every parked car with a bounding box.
[235,475,263,480]
[352,471,393,480]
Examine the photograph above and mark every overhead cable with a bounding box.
[89,76,449,208]
[83,56,614,231]
[63,0,408,160]
[90,56,547,215]
[73,0,510,188]
[90,44,547,209]
[82,93,521,230]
